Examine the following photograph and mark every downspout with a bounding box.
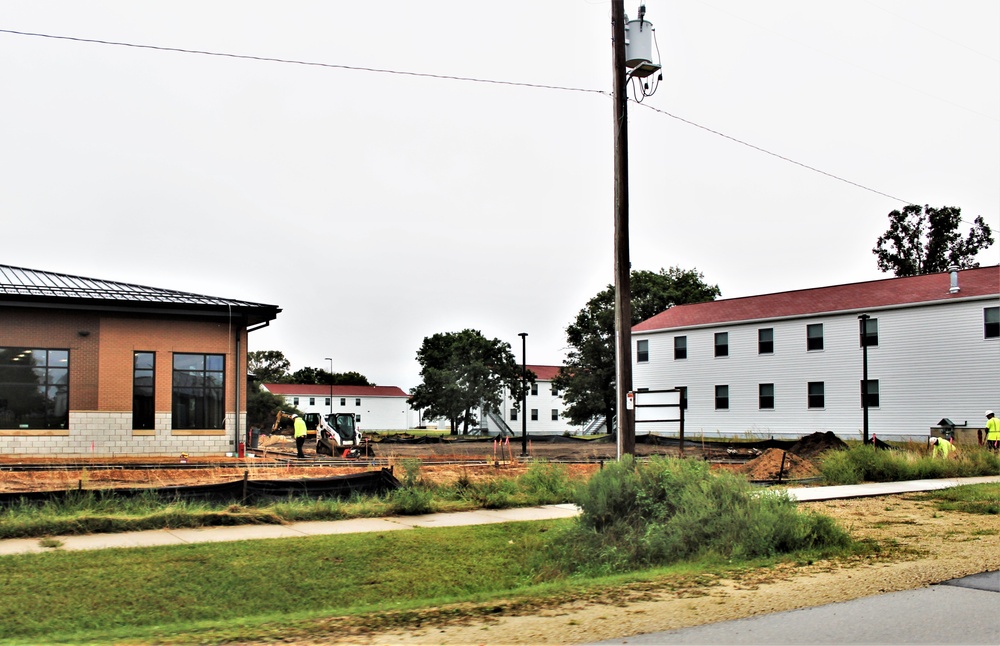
[234,325,241,453]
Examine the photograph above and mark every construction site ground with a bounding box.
[0,433,832,493]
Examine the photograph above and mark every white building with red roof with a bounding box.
[479,364,605,436]
[632,266,999,442]
[261,384,414,431]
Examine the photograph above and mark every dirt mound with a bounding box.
[788,431,847,459]
[741,448,818,481]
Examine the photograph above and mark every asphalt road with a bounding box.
[588,571,1000,645]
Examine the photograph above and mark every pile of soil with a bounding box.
[788,431,848,459]
[741,448,818,480]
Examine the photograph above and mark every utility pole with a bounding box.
[518,332,528,456]
[612,0,635,458]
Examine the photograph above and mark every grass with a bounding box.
[0,461,580,540]
[818,443,1000,485]
[0,517,862,645]
[913,482,1000,515]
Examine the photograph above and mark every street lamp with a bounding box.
[325,357,333,418]
[858,315,870,444]
[518,332,528,457]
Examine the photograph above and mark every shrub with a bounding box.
[555,456,850,574]
[819,444,1000,484]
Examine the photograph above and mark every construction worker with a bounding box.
[929,436,956,459]
[986,411,1000,452]
[293,414,308,459]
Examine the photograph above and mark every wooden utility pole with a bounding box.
[611,0,635,458]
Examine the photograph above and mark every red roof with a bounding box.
[263,384,409,398]
[526,365,561,381]
[634,266,999,333]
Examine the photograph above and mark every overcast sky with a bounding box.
[2,1,997,391]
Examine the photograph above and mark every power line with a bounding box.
[0,28,608,97]
[0,27,921,208]
[633,101,913,204]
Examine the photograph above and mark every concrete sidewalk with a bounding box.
[0,475,997,557]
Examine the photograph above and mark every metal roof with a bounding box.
[0,264,280,323]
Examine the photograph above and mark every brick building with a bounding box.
[0,264,279,456]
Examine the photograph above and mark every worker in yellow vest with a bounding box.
[929,436,956,459]
[293,414,308,459]
[986,411,1000,452]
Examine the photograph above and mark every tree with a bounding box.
[873,205,994,277]
[245,387,297,431]
[285,367,373,386]
[408,329,529,435]
[247,350,290,383]
[552,267,721,429]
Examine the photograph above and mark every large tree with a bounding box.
[247,350,290,383]
[552,267,721,429]
[873,204,994,277]
[287,367,373,386]
[408,329,529,435]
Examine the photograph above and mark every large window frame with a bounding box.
[758,328,774,354]
[807,324,824,351]
[714,332,729,357]
[715,385,729,410]
[172,353,225,430]
[636,339,649,363]
[0,347,69,430]
[674,336,687,360]
[133,351,155,430]
[759,383,774,410]
[861,317,879,347]
[861,379,880,408]
[808,381,825,409]
[986,307,999,339]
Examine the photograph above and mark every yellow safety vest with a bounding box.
[293,417,307,438]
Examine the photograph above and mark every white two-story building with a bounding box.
[632,266,999,442]
[261,383,414,431]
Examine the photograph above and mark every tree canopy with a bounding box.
[247,350,372,386]
[408,329,529,435]
[873,204,994,277]
[552,267,721,429]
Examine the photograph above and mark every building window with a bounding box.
[551,409,559,421]
[715,385,729,410]
[172,353,225,429]
[0,347,69,430]
[986,307,999,338]
[309,397,315,406]
[636,339,649,362]
[714,332,729,357]
[531,383,538,396]
[759,383,774,410]
[510,409,517,421]
[133,352,155,430]
[325,397,331,406]
[674,336,687,360]
[293,397,299,406]
[676,386,687,410]
[862,379,880,408]
[808,382,825,409]
[531,408,538,421]
[356,415,361,423]
[861,317,879,347]
[758,328,774,354]
[551,385,559,397]
[355,398,361,407]
[807,324,824,351]
[340,398,346,406]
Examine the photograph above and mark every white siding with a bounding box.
[482,379,592,436]
[634,297,1000,441]
[283,395,411,431]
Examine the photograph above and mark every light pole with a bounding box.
[325,357,333,418]
[858,315,870,444]
[518,332,528,456]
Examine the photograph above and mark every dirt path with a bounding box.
[331,493,999,646]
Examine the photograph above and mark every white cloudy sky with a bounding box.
[2,1,997,391]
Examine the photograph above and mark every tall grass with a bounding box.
[819,444,1000,485]
[542,456,851,576]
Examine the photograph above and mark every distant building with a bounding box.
[0,264,280,456]
[261,383,413,431]
[479,364,606,436]
[632,266,999,442]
